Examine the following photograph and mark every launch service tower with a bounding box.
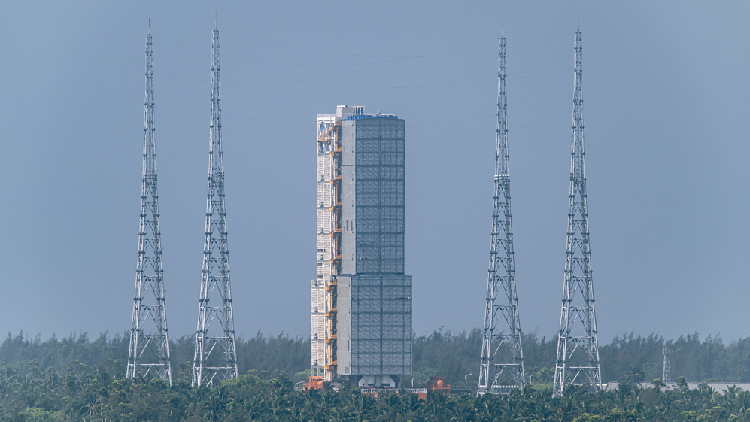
[311,105,412,389]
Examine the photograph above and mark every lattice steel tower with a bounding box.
[193,26,239,387]
[552,30,601,397]
[127,28,173,385]
[662,347,671,383]
[478,36,525,395]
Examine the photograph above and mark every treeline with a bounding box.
[0,331,309,383]
[413,329,750,388]
[5,366,750,421]
[3,329,750,390]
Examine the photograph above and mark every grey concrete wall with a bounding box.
[335,275,352,376]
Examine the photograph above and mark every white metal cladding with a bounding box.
[316,141,334,282]
[350,274,412,376]
[310,279,325,369]
[312,121,335,377]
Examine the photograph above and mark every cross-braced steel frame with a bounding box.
[193,27,238,387]
[663,348,671,383]
[127,29,173,386]
[553,30,601,397]
[478,36,525,395]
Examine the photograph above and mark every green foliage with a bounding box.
[6,365,750,421]
[0,331,310,383]
[3,329,750,419]
[6,329,750,388]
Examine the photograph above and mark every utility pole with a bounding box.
[127,27,173,386]
[193,25,239,387]
[552,30,601,397]
[478,36,525,395]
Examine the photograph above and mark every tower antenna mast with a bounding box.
[662,347,671,383]
[552,30,601,397]
[478,36,525,395]
[193,26,239,387]
[127,28,173,385]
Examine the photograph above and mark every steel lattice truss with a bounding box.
[193,27,238,387]
[553,30,601,397]
[127,30,173,386]
[478,37,525,395]
[663,348,671,383]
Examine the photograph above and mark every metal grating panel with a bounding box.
[354,118,405,275]
[350,274,411,376]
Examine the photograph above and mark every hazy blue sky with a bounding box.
[1,1,748,343]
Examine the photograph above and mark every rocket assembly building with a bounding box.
[312,105,412,389]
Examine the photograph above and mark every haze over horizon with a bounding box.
[1,1,748,344]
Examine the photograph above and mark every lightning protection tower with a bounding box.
[552,30,601,397]
[193,26,239,387]
[662,347,671,383]
[478,36,525,395]
[127,28,173,385]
